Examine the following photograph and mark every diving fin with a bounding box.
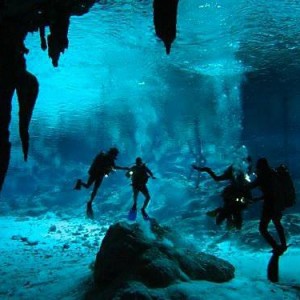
[74,179,81,190]
[141,209,150,221]
[206,209,218,218]
[267,253,280,283]
[128,208,137,221]
[86,202,94,219]
[267,244,291,282]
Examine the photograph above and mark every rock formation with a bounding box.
[0,0,96,191]
[87,221,235,299]
[153,0,179,55]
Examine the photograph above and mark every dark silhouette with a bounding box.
[0,20,39,191]
[126,157,156,220]
[193,163,252,230]
[153,0,179,54]
[75,147,129,218]
[16,70,39,161]
[0,1,97,192]
[47,5,70,67]
[39,25,47,50]
[249,158,288,255]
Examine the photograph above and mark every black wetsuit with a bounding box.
[78,152,117,204]
[217,166,250,229]
[250,170,287,250]
[196,165,251,229]
[129,163,154,212]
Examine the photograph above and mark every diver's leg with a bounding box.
[74,179,82,190]
[86,176,103,219]
[232,211,243,230]
[75,175,94,190]
[225,209,236,230]
[140,185,150,219]
[141,185,150,211]
[272,215,287,253]
[82,176,95,188]
[259,211,277,250]
[132,187,139,210]
[206,207,222,217]
[215,208,227,226]
[89,176,103,204]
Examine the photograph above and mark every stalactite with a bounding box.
[16,71,39,161]
[153,0,179,54]
[0,19,30,191]
[0,0,96,191]
[47,4,70,67]
[0,0,179,191]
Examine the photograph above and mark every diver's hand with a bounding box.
[199,167,211,172]
[192,164,199,170]
[192,165,210,172]
[117,166,130,171]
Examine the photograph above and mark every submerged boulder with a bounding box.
[87,221,234,299]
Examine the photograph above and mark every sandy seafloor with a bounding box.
[0,205,299,300]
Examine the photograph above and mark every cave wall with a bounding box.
[241,68,300,175]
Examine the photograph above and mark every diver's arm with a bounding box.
[245,177,263,203]
[114,165,130,171]
[192,165,227,182]
[112,161,130,171]
[145,166,156,179]
[247,177,259,189]
[204,168,228,181]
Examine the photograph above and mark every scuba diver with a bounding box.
[249,158,288,256]
[126,157,156,220]
[74,147,129,218]
[192,157,252,230]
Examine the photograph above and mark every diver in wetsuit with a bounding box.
[193,162,252,229]
[127,157,156,220]
[74,147,129,218]
[249,158,287,255]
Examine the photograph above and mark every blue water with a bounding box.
[3,1,299,196]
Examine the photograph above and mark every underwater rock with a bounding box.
[63,243,70,250]
[25,239,39,246]
[49,225,57,232]
[153,0,179,54]
[88,221,235,299]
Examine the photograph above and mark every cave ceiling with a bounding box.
[0,0,179,191]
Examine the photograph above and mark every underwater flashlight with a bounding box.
[129,171,133,175]
[105,174,109,178]
[245,174,251,182]
[236,197,245,204]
